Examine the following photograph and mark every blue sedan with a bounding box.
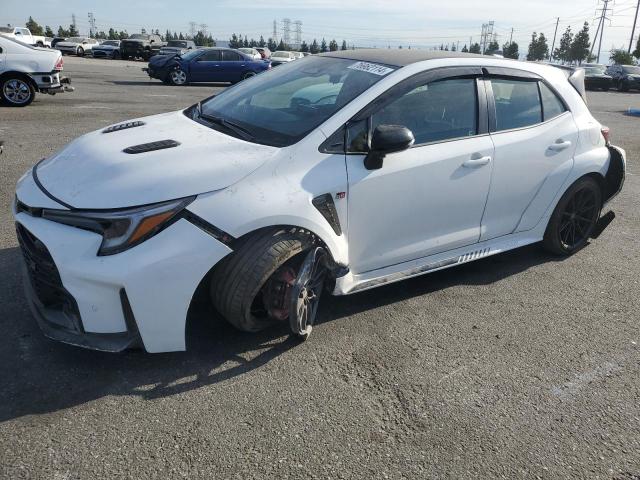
[145,48,271,85]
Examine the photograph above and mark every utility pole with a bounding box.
[272,19,278,43]
[88,12,96,37]
[629,0,640,53]
[509,27,514,45]
[71,13,77,33]
[591,0,612,63]
[550,17,560,61]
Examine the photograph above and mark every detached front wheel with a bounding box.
[210,228,329,338]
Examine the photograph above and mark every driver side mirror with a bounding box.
[364,125,415,170]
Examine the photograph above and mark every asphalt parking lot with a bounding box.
[1,55,640,479]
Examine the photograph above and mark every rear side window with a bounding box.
[491,79,542,131]
[539,82,566,121]
[371,78,478,145]
[223,51,242,61]
[199,50,221,61]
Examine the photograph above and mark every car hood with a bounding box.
[35,110,279,209]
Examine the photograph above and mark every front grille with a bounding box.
[16,223,82,332]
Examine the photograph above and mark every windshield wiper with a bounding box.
[198,111,256,142]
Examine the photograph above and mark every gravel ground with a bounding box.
[1,56,639,479]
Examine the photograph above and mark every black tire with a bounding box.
[113,51,121,60]
[603,87,610,92]
[121,54,130,60]
[0,75,36,107]
[543,176,602,256]
[619,81,630,92]
[77,46,84,56]
[242,71,257,80]
[210,228,315,332]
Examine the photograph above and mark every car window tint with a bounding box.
[199,50,221,61]
[491,79,542,131]
[223,51,242,61]
[539,82,566,121]
[371,78,478,145]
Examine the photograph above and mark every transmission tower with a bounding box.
[272,20,278,43]
[293,20,302,49]
[199,23,208,35]
[590,0,613,63]
[480,21,495,54]
[282,18,291,46]
[71,13,77,33]
[88,12,96,37]
[189,21,197,38]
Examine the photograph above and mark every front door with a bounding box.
[189,49,222,82]
[346,76,494,274]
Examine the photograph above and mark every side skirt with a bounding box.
[333,231,543,295]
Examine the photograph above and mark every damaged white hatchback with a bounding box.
[14,50,626,353]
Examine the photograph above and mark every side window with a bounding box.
[539,82,566,121]
[199,50,221,61]
[223,51,242,61]
[371,78,478,145]
[490,78,542,131]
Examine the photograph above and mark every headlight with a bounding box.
[41,196,195,256]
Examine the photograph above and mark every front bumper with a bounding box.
[13,175,232,352]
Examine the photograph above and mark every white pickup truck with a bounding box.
[0,34,73,106]
[0,26,49,47]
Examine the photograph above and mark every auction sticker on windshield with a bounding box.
[348,62,394,76]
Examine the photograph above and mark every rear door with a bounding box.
[189,49,222,82]
[480,70,578,240]
[221,50,247,82]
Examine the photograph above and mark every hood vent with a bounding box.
[123,140,180,154]
[103,121,145,134]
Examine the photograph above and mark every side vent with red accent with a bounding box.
[312,194,342,236]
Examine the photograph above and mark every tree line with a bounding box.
[228,34,348,53]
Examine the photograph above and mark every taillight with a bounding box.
[54,56,64,71]
[601,126,611,145]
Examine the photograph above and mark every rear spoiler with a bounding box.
[568,68,587,103]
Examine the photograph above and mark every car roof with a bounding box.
[318,48,484,67]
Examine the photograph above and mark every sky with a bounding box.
[3,0,639,60]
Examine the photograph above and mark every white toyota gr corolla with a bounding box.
[14,50,626,353]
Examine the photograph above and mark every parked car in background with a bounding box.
[56,37,98,56]
[144,47,270,85]
[157,40,196,57]
[255,47,271,59]
[606,64,640,92]
[51,37,66,48]
[0,35,73,106]
[92,40,121,59]
[238,47,262,60]
[292,52,305,59]
[0,26,50,47]
[270,50,296,66]
[120,34,164,60]
[12,50,626,352]
[583,64,612,91]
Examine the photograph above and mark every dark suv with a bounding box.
[606,64,640,92]
[120,34,164,60]
[157,40,197,56]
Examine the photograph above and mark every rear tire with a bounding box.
[210,228,315,333]
[543,177,602,256]
[0,76,36,107]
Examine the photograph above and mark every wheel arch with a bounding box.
[0,70,37,89]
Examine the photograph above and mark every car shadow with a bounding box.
[111,81,230,87]
[0,242,566,422]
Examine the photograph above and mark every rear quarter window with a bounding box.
[539,82,567,121]
[491,78,542,131]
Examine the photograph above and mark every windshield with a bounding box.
[622,66,640,74]
[168,41,187,47]
[585,67,606,74]
[68,37,84,42]
[102,40,119,46]
[129,34,148,40]
[197,56,396,147]
[180,49,202,61]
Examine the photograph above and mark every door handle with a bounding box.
[462,156,491,168]
[548,140,572,152]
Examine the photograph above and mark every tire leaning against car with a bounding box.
[210,228,318,333]
[0,74,36,107]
